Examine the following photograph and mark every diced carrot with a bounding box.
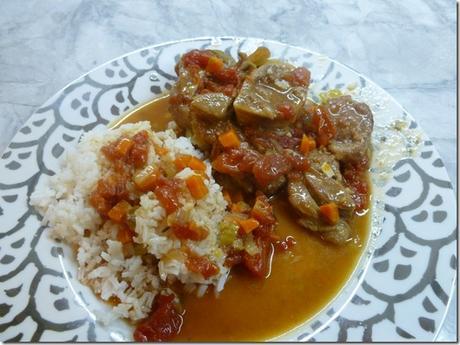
[185,175,208,199]
[299,134,316,155]
[175,154,206,172]
[174,154,191,171]
[108,200,131,223]
[188,156,206,171]
[115,138,134,157]
[319,202,339,225]
[238,218,260,234]
[117,226,135,244]
[133,166,159,191]
[218,129,240,149]
[206,56,224,74]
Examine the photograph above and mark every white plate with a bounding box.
[0,37,456,342]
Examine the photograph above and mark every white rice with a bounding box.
[30,121,229,322]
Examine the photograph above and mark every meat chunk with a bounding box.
[287,179,319,219]
[307,148,343,181]
[324,96,373,163]
[190,93,233,121]
[233,62,309,126]
[297,218,352,244]
[169,49,242,151]
[303,169,355,218]
[288,177,353,245]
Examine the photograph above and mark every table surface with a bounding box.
[0,0,456,341]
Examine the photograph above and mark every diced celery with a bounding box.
[219,220,239,245]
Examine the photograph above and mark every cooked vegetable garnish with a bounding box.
[134,166,159,191]
[108,200,131,223]
[115,138,134,157]
[299,134,316,155]
[206,56,225,74]
[172,223,208,241]
[219,219,239,245]
[319,202,339,225]
[218,129,241,148]
[238,218,260,234]
[186,175,208,199]
[117,226,135,244]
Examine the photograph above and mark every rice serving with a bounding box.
[30,121,231,321]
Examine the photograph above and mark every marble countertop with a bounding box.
[0,0,456,341]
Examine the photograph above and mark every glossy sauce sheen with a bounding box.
[115,96,370,341]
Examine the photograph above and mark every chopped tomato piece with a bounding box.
[107,200,131,223]
[224,249,243,268]
[117,226,135,244]
[218,129,240,149]
[252,153,291,188]
[89,173,129,217]
[154,177,181,214]
[182,50,211,69]
[133,294,183,342]
[251,194,276,225]
[238,218,260,234]
[319,202,339,225]
[185,175,208,199]
[115,138,134,157]
[128,131,149,168]
[212,148,261,175]
[134,166,159,191]
[186,254,219,279]
[342,160,369,211]
[243,238,273,278]
[206,56,224,74]
[299,134,316,155]
[172,223,208,241]
[213,67,239,85]
[312,106,336,146]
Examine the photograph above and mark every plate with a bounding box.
[0,37,456,342]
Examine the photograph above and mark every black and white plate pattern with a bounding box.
[0,37,456,342]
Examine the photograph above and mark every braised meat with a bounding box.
[324,95,373,163]
[234,62,310,126]
[169,47,373,247]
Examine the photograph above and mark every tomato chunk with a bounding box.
[128,131,149,168]
[186,254,219,279]
[251,194,276,225]
[312,106,336,146]
[154,177,182,214]
[133,294,183,342]
[252,153,291,188]
[243,238,273,278]
[182,50,211,69]
[172,223,208,241]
